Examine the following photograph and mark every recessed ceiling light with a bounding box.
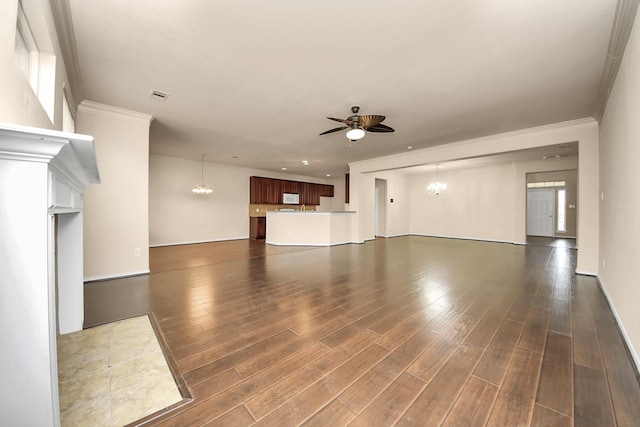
[302,160,309,165]
[407,146,413,150]
[326,174,331,177]
[281,167,287,170]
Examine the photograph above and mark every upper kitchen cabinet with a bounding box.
[249,176,333,205]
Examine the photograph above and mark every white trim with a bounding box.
[575,269,598,276]
[350,117,596,174]
[266,242,334,247]
[411,233,515,245]
[149,237,247,247]
[78,100,154,125]
[84,269,150,283]
[596,276,640,374]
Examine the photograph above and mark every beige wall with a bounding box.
[149,154,344,246]
[78,102,152,280]
[407,157,578,243]
[598,6,640,368]
[409,163,517,242]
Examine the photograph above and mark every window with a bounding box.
[526,180,566,188]
[557,189,566,232]
[15,5,39,93]
[14,3,56,123]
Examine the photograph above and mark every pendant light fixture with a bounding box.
[427,163,447,195]
[192,154,213,194]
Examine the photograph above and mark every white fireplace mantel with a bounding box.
[0,123,100,426]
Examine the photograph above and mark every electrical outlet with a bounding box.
[134,248,141,257]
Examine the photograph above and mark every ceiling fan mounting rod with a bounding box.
[351,106,360,114]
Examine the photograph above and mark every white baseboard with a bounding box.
[596,276,640,374]
[575,269,597,276]
[149,237,247,248]
[411,233,515,245]
[84,269,150,283]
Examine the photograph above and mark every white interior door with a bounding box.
[527,189,555,237]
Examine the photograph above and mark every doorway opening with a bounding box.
[525,169,577,242]
[375,179,387,237]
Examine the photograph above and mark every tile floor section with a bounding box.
[57,315,183,426]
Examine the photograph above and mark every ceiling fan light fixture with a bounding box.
[346,127,365,140]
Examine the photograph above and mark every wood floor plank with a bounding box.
[300,398,356,427]
[440,376,498,427]
[338,372,426,427]
[574,363,615,427]
[201,405,255,427]
[464,294,517,349]
[183,330,298,384]
[485,347,543,426]
[548,297,572,337]
[251,343,390,426]
[375,303,446,350]
[506,289,537,324]
[396,343,484,426]
[518,306,551,353]
[405,333,464,383]
[245,330,379,420]
[530,404,571,427]
[474,319,523,386]
[536,332,573,417]
[338,327,439,413]
[190,368,243,400]
[572,312,603,370]
[159,342,329,426]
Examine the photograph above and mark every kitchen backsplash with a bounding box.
[249,203,316,217]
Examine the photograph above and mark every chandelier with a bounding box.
[427,163,447,195]
[192,154,213,194]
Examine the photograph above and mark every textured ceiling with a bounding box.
[67,0,617,178]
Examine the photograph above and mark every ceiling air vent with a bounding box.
[150,90,170,102]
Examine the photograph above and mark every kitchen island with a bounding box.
[265,211,356,246]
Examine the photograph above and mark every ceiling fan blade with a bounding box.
[327,117,349,124]
[365,124,395,133]
[360,115,385,128]
[319,126,348,136]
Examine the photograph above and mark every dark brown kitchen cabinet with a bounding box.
[300,182,320,205]
[250,176,261,203]
[281,180,299,193]
[249,176,333,205]
[319,184,334,197]
[345,173,350,203]
[249,217,266,239]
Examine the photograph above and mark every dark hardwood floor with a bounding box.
[84,236,640,426]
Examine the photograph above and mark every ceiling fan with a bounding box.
[319,106,395,141]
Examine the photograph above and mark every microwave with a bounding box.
[282,193,300,204]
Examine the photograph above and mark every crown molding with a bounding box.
[593,0,640,121]
[78,100,154,125]
[50,0,84,107]
[349,117,597,174]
